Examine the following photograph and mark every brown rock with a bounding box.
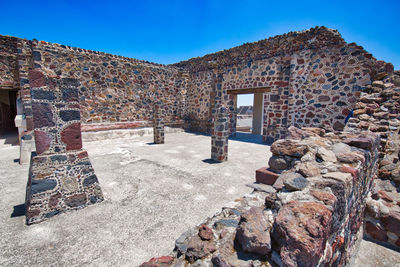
[140,256,174,267]
[198,224,213,241]
[298,161,320,177]
[310,190,337,207]
[271,139,308,158]
[235,207,272,256]
[365,221,388,242]
[34,130,51,154]
[316,147,337,162]
[268,156,289,171]
[256,167,279,185]
[382,211,400,235]
[273,201,332,267]
[185,235,216,263]
[336,152,365,163]
[28,70,46,88]
[61,122,82,151]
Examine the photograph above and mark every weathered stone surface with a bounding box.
[34,130,51,154]
[336,152,365,163]
[271,139,308,158]
[30,179,57,195]
[284,176,309,191]
[382,211,400,235]
[32,102,54,128]
[366,221,388,242]
[28,69,46,88]
[235,207,271,255]
[298,161,320,177]
[61,123,82,151]
[268,155,288,171]
[185,235,216,263]
[345,137,375,150]
[140,256,174,267]
[273,201,332,267]
[256,167,279,185]
[317,147,337,162]
[198,224,213,241]
[59,110,80,122]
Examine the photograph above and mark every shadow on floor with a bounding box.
[202,158,221,164]
[0,131,19,146]
[11,204,25,218]
[363,236,400,253]
[229,132,266,145]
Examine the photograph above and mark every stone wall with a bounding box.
[345,67,400,248]
[29,39,189,126]
[174,26,376,142]
[0,36,19,89]
[141,127,380,266]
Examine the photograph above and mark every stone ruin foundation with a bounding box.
[25,70,103,224]
[1,26,400,264]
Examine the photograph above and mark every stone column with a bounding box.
[153,103,164,144]
[25,70,103,224]
[211,106,229,162]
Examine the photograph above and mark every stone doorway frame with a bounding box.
[227,87,270,137]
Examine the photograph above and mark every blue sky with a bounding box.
[1,0,399,105]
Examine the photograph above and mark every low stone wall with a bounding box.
[141,127,380,266]
[345,69,400,248]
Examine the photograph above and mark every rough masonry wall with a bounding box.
[25,70,103,224]
[174,27,376,142]
[345,67,400,248]
[141,127,380,266]
[0,36,19,89]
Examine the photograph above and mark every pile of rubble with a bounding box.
[141,127,380,266]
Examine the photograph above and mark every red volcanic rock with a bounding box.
[61,123,82,151]
[311,190,337,207]
[34,130,51,154]
[140,256,174,267]
[185,235,216,263]
[235,207,271,255]
[365,221,388,242]
[28,70,46,88]
[198,224,213,241]
[382,211,400,235]
[271,139,308,157]
[256,167,279,185]
[273,201,332,267]
[345,137,375,150]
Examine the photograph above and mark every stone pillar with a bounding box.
[211,106,229,162]
[25,70,103,224]
[153,103,164,144]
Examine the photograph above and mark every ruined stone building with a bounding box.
[1,26,399,265]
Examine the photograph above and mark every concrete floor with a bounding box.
[1,130,400,266]
[0,131,269,266]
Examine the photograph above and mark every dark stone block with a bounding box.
[32,102,54,128]
[65,193,87,208]
[83,174,98,187]
[32,51,42,61]
[45,210,60,218]
[50,155,67,162]
[31,89,55,100]
[31,179,57,194]
[59,110,80,122]
[62,88,79,102]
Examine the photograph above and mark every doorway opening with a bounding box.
[0,89,18,139]
[236,93,263,135]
